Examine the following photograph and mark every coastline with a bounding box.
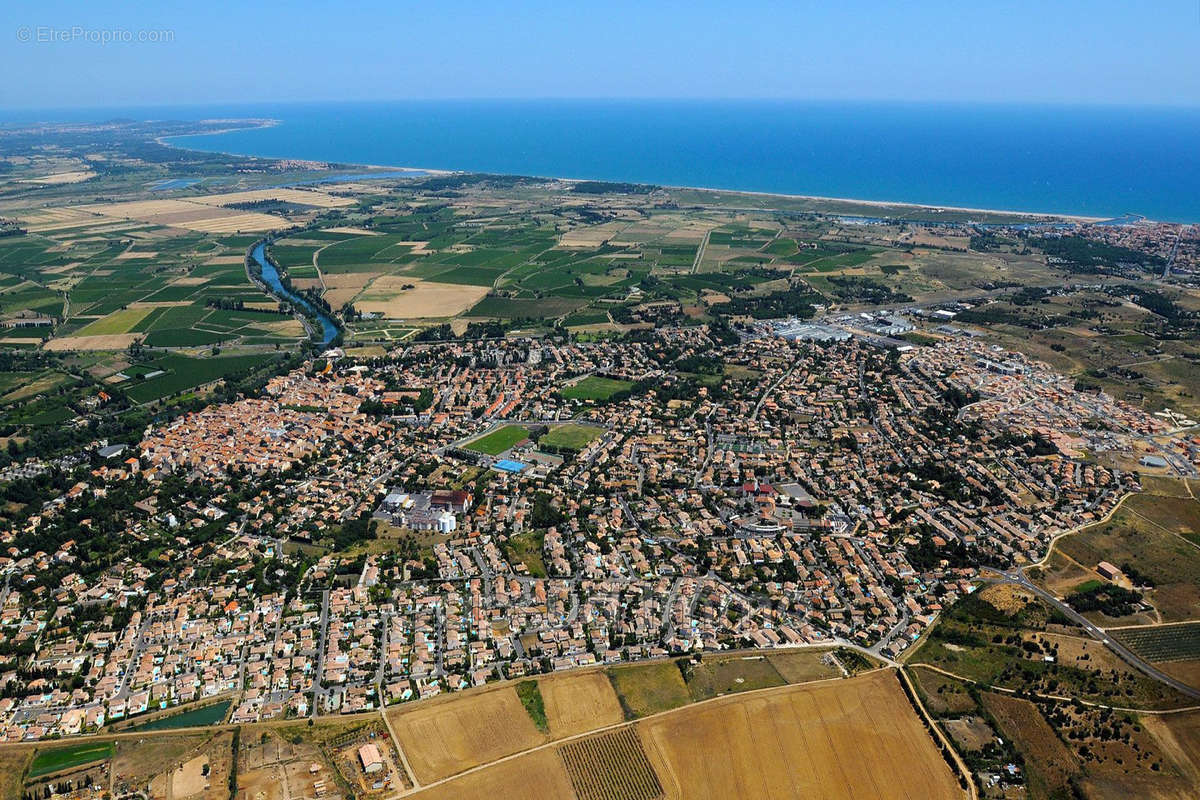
[163,118,1122,225]
[157,120,453,176]
[665,184,1108,224]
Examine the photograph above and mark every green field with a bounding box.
[503,530,546,577]
[1111,623,1200,663]
[143,327,233,347]
[28,741,115,778]
[562,308,612,327]
[516,680,548,733]
[463,424,530,455]
[123,353,278,404]
[466,295,588,319]
[680,654,786,701]
[560,375,634,401]
[762,237,799,257]
[539,423,605,451]
[73,307,152,336]
[607,660,692,719]
[267,243,320,269]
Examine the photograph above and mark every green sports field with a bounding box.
[540,423,605,451]
[560,375,634,401]
[464,424,530,455]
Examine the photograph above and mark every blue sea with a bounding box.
[12,101,1200,221]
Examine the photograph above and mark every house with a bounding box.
[358,743,383,774]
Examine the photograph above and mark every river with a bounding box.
[250,241,339,346]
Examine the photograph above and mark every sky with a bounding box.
[2,0,1199,109]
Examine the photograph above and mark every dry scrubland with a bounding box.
[608,659,692,718]
[1042,486,1200,623]
[981,692,1078,797]
[1139,710,1200,796]
[44,333,140,351]
[0,747,33,800]
[766,650,844,684]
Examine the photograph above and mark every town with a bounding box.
[4,320,1193,742]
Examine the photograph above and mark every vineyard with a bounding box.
[1112,623,1200,662]
[559,727,663,800]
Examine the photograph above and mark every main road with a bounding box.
[985,568,1200,701]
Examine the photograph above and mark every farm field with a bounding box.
[385,684,546,783]
[463,424,530,455]
[560,727,663,800]
[72,306,153,336]
[403,670,959,800]
[0,368,75,403]
[69,197,289,233]
[607,659,691,719]
[539,423,605,452]
[44,332,141,351]
[0,211,323,353]
[561,376,634,401]
[0,747,33,800]
[28,740,115,777]
[1111,623,1200,663]
[121,352,279,404]
[539,670,626,738]
[1050,489,1200,622]
[408,747,575,800]
[466,294,588,319]
[352,277,490,318]
[640,669,960,800]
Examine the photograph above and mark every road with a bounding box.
[1162,230,1180,280]
[752,362,798,421]
[691,413,714,487]
[843,536,911,656]
[309,589,331,716]
[690,228,711,273]
[988,569,1200,701]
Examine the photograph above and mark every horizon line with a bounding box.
[5,96,1200,116]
